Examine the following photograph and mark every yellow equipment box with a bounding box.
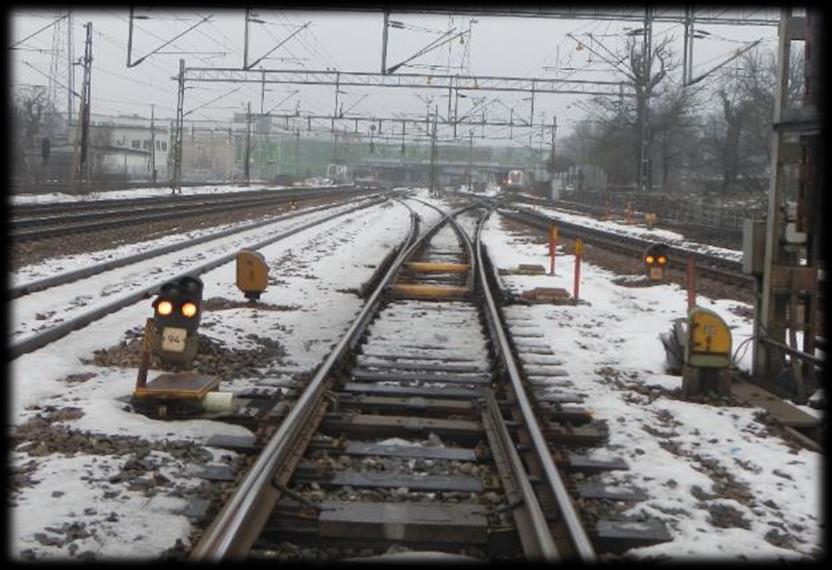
[685,307,732,368]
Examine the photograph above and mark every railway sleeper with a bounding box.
[340,382,484,400]
[308,439,481,462]
[295,438,627,476]
[291,467,489,494]
[541,422,609,446]
[265,500,495,545]
[357,351,487,364]
[350,367,493,385]
[593,519,673,552]
[531,391,586,404]
[335,394,477,417]
[322,413,483,443]
[353,357,491,374]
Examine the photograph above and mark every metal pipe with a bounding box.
[760,336,824,366]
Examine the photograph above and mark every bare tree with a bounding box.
[701,46,803,199]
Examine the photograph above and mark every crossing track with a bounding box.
[190,202,603,561]
[505,193,745,249]
[493,202,752,288]
[8,195,390,361]
[11,185,373,242]
[9,196,385,301]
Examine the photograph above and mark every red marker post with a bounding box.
[548,224,558,275]
[573,239,583,302]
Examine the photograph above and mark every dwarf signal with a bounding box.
[151,276,204,366]
[644,244,670,281]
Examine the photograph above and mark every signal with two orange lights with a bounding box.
[643,244,670,281]
[151,276,204,366]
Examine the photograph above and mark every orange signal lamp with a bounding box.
[156,300,174,316]
[181,302,198,318]
[645,255,655,264]
[657,256,667,265]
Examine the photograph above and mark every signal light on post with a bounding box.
[645,255,655,264]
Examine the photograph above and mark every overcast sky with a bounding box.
[10,7,780,145]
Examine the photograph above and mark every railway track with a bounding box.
[9,195,390,361]
[495,203,752,288]
[189,202,669,561]
[507,194,745,249]
[11,185,371,242]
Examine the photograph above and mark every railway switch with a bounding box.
[643,243,670,281]
[236,250,269,301]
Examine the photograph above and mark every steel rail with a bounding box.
[190,205,434,559]
[11,188,375,242]
[9,199,362,300]
[406,202,561,560]
[475,209,596,561]
[514,195,745,247]
[9,196,388,361]
[480,387,560,560]
[12,185,357,216]
[499,206,751,284]
[192,200,567,560]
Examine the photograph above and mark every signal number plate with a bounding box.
[649,267,663,280]
[161,327,188,353]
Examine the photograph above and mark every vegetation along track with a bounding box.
[10,185,371,242]
[189,200,671,561]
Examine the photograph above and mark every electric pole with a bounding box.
[171,59,185,194]
[66,9,74,127]
[150,104,157,183]
[550,116,557,200]
[244,101,253,186]
[638,6,653,192]
[467,129,474,191]
[75,21,92,188]
[381,10,389,74]
[429,108,438,196]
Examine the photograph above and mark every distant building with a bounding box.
[180,126,235,182]
[65,114,170,182]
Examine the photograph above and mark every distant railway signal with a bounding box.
[151,276,204,366]
[644,244,670,281]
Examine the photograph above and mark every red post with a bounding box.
[686,256,696,310]
[573,239,583,302]
[548,224,558,275]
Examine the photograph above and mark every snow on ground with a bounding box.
[11,183,281,205]
[481,212,822,561]
[519,202,743,262]
[10,199,374,342]
[9,198,419,559]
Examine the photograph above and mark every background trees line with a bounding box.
[557,41,803,202]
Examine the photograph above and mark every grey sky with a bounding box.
[10,7,779,145]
